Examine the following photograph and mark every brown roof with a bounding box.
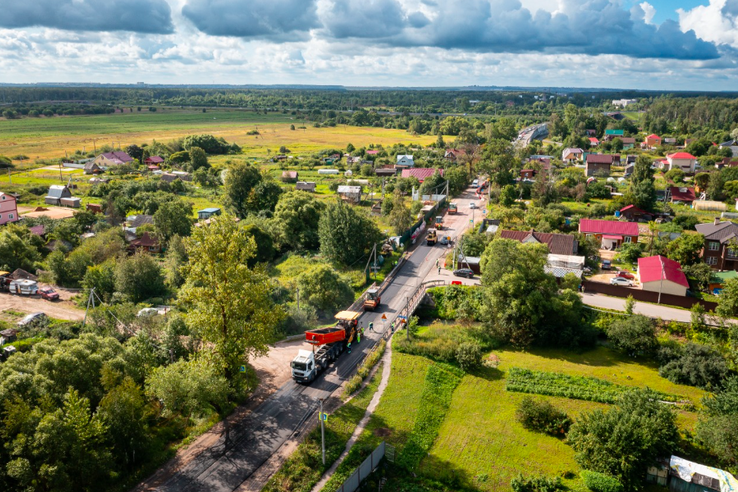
[129,232,160,248]
[586,154,617,164]
[669,187,696,202]
[695,220,738,243]
[498,230,578,256]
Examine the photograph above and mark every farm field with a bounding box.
[0,109,435,164]
[338,344,705,492]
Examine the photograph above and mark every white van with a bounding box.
[9,279,38,295]
[471,179,479,188]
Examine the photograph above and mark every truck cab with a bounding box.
[291,350,316,383]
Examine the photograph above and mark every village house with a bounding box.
[197,208,221,220]
[444,149,465,162]
[588,137,599,147]
[621,137,636,150]
[498,230,578,255]
[585,154,618,176]
[127,232,162,254]
[669,186,696,205]
[644,134,662,149]
[401,168,444,183]
[579,218,639,249]
[396,155,414,168]
[719,139,738,157]
[0,192,19,226]
[520,169,537,180]
[561,147,584,163]
[124,214,154,235]
[83,162,102,175]
[619,204,650,222]
[94,151,133,169]
[45,185,80,208]
[337,185,362,204]
[666,152,697,173]
[603,129,624,141]
[695,218,738,270]
[638,255,689,297]
[144,156,165,166]
[295,181,316,192]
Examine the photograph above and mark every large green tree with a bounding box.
[114,252,166,303]
[224,162,263,218]
[0,224,42,271]
[180,215,283,383]
[389,190,412,234]
[188,146,209,171]
[697,376,738,468]
[296,264,354,315]
[625,155,657,211]
[153,199,192,242]
[247,179,283,213]
[318,200,382,265]
[273,191,325,251]
[665,233,705,267]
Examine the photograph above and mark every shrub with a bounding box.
[510,474,563,492]
[606,315,658,357]
[658,342,729,389]
[516,396,572,435]
[455,341,483,371]
[580,471,624,492]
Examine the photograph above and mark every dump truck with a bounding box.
[448,203,457,215]
[291,310,360,384]
[364,287,381,311]
[426,228,437,245]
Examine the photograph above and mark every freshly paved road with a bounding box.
[148,189,482,492]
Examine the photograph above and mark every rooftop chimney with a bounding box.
[715,217,721,226]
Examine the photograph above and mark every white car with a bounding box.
[610,277,633,287]
[469,202,478,209]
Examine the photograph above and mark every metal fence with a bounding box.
[334,441,391,492]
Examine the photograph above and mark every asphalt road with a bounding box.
[150,190,481,492]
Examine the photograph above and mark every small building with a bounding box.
[144,156,165,166]
[86,203,103,214]
[401,168,444,183]
[545,254,585,279]
[604,129,625,140]
[83,162,102,175]
[621,137,636,150]
[127,232,162,254]
[147,165,160,172]
[295,181,316,192]
[619,205,649,221]
[624,164,635,177]
[585,154,617,177]
[281,171,298,183]
[45,185,80,208]
[498,230,578,255]
[0,192,19,226]
[644,134,662,149]
[160,172,189,183]
[588,137,599,146]
[669,187,696,205]
[666,152,697,173]
[669,455,738,492]
[0,328,18,343]
[719,139,738,157]
[318,169,339,175]
[197,207,221,220]
[337,185,362,204]
[561,148,584,163]
[444,149,465,162]
[579,219,639,249]
[94,151,133,169]
[519,169,537,180]
[28,224,46,237]
[638,255,688,297]
[396,155,414,168]
[374,167,398,177]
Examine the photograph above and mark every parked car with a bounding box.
[601,260,612,270]
[471,179,479,188]
[469,202,478,209]
[610,277,633,287]
[38,287,60,301]
[17,312,48,327]
[616,271,635,280]
[453,268,474,279]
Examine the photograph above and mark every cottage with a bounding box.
[620,137,636,150]
[585,154,618,177]
[561,147,584,163]
[197,207,221,220]
[444,149,464,161]
[666,152,697,173]
[281,171,298,183]
[94,151,133,169]
[144,156,165,166]
[83,162,102,175]
[0,192,19,226]
[638,255,688,297]
[295,181,317,192]
[695,218,738,270]
[519,169,537,180]
[395,155,414,168]
[401,168,444,183]
[619,205,649,221]
[337,185,362,204]
[644,134,662,149]
[669,187,696,205]
[588,137,599,146]
[498,230,578,255]
[127,232,161,254]
[374,167,398,177]
[45,185,80,208]
[579,219,639,249]
[719,139,738,157]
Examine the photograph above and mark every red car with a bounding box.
[616,271,635,280]
[38,287,60,301]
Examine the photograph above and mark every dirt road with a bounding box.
[0,288,85,321]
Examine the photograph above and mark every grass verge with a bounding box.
[344,338,386,398]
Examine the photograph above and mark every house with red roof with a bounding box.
[637,255,689,297]
[644,134,662,149]
[127,232,162,254]
[668,186,696,204]
[619,205,649,222]
[579,218,639,249]
[144,156,165,166]
[588,137,599,147]
[666,152,697,173]
[401,168,443,182]
[0,192,19,226]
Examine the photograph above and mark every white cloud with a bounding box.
[640,1,656,24]
[678,0,738,48]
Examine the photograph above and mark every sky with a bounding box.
[1,0,738,91]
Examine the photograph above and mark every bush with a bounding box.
[658,342,729,390]
[606,315,658,357]
[516,397,572,435]
[580,471,624,492]
[455,341,483,372]
[510,474,563,492]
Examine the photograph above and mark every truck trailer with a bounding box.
[291,310,360,384]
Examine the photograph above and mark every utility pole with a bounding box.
[320,399,326,465]
[296,287,300,311]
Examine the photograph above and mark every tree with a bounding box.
[0,225,42,271]
[664,168,685,184]
[242,223,276,265]
[126,144,144,163]
[180,215,283,383]
[606,315,657,357]
[625,156,656,211]
[617,242,643,265]
[98,377,151,470]
[718,277,738,319]
[296,264,354,315]
[188,146,209,171]
[153,199,192,242]
[696,376,738,468]
[389,190,412,234]
[163,234,188,289]
[683,262,713,292]
[224,162,263,218]
[114,252,166,303]
[82,261,116,303]
[273,191,325,250]
[610,137,623,152]
[247,179,283,213]
[658,342,728,389]
[319,201,382,265]
[568,389,678,492]
[500,184,517,207]
[665,233,705,266]
[695,172,710,191]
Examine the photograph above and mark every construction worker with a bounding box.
[347,342,352,354]
[390,321,395,333]
[357,330,361,343]
[368,322,374,332]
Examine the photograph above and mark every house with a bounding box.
[619,205,649,221]
[94,151,133,169]
[124,214,154,234]
[669,455,738,492]
[281,171,298,183]
[45,185,80,208]
[669,187,696,205]
[638,256,688,297]
[519,169,537,180]
[644,134,662,148]
[695,218,738,270]
[624,164,635,177]
[127,232,162,254]
[0,328,18,343]
[666,152,697,173]
[719,139,738,157]
[579,219,639,249]
[160,171,191,183]
[374,167,398,177]
[295,182,316,192]
[444,149,465,161]
[83,162,102,175]
[401,168,444,182]
[86,203,103,214]
[621,137,636,150]
[197,207,221,220]
[588,137,599,146]
[604,129,625,141]
[498,230,578,255]
[0,192,19,226]
[561,148,584,163]
[145,156,165,166]
[337,185,362,204]
[396,155,414,168]
[585,154,618,177]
